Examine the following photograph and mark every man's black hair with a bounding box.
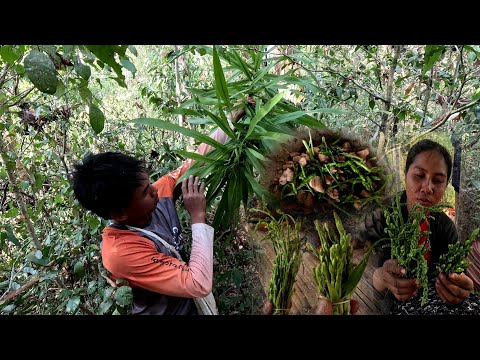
[72,152,147,219]
[405,139,452,181]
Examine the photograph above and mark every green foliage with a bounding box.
[212,231,263,315]
[24,50,58,94]
[88,104,105,134]
[133,45,333,230]
[114,286,133,306]
[2,45,480,316]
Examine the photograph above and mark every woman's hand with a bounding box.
[373,259,420,301]
[182,175,206,224]
[435,272,473,305]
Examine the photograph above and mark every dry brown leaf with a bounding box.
[405,83,414,96]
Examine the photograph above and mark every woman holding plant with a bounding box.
[362,139,475,313]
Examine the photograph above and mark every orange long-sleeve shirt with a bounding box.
[101,127,229,314]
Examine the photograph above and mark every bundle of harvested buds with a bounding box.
[258,210,304,315]
[384,194,436,305]
[437,227,480,275]
[265,129,387,217]
[308,212,375,314]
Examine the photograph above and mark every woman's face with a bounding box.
[405,150,448,212]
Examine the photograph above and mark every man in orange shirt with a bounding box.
[72,100,252,314]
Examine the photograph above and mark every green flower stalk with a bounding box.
[384,194,437,306]
[308,212,375,314]
[437,227,480,275]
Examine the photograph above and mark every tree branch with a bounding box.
[0,87,35,108]
[61,123,71,182]
[19,191,55,228]
[0,63,12,88]
[388,98,480,155]
[321,67,390,104]
[0,276,40,305]
[421,66,434,127]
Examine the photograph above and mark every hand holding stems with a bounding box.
[261,298,360,315]
[435,272,473,305]
[262,299,290,315]
[315,298,359,315]
[182,175,206,224]
[373,259,420,301]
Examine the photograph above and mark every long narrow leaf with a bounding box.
[247,131,293,142]
[343,238,388,296]
[170,106,201,117]
[245,92,284,139]
[202,109,236,139]
[130,118,227,152]
[244,170,272,201]
[212,46,231,108]
[246,147,267,161]
[230,49,252,80]
[245,148,265,173]
[174,150,216,164]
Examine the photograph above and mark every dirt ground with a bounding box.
[389,278,480,315]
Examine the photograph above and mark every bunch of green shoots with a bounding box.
[260,211,304,315]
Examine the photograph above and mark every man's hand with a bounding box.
[435,272,473,305]
[373,259,419,301]
[182,175,206,224]
[231,95,256,122]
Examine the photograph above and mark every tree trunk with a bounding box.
[379,45,401,138]
[381,46,402,193]
[174,45,186,127]
[456,144,480,241]
[456,141,480,289]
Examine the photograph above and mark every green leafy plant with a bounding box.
[130,45,340,230]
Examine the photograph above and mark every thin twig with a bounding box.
[0,277,40,305]
[1,87,35,108]
[321,67,390,104]
[19,191,55,228]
